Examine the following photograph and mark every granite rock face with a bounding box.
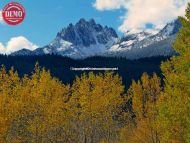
[12,19,181,59]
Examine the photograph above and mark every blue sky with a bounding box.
[0,0,189,54]
[0,0,125,46]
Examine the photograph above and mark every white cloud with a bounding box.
[93,0,126,11]
[0,43,5,53]
[0,10,3,23]
[93,0,190,33]
[0,36,39,54]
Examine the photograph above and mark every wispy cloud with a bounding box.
[0,10,3,23]
[93,0,190,33]
[93,0,126,11]
[0,36,39,54]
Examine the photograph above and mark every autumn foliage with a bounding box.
[0,3,190,143]
[0,65,125,143]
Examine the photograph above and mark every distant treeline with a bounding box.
[0,55,168,88]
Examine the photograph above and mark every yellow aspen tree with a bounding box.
[119,73,162,143]
[1,64,73,143]
[71,72,124,143]
[159,4,190,142]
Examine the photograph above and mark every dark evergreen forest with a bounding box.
[0,55,168,88]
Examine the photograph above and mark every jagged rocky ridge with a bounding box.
[12,19,181,59]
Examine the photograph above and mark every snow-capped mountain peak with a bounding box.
[12,18,181,59]
[107,19,181,59]
[27,18,118,58]
[159,19,181,37]
[109,31,153,52]
[56,18,118,47]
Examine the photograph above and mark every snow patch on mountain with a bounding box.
[30,18,118,59]
[109,31,152,52]
[106,19,181,59]
[12,19,181,59]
